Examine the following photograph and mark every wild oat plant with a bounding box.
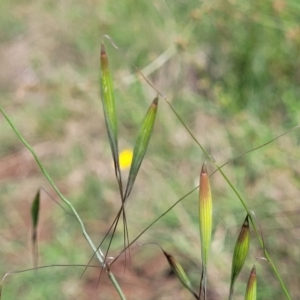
[0,44,295,300]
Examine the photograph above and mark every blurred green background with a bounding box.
[0,0,300,299]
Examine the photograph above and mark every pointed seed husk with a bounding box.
[31,189,40,236]
[199,162,212,299]
[124,97,158,201]
[245,265,257,300]
[163,250,198,299]
[199,162,212,267]
[229,215,250,297]
[100,43,120,176]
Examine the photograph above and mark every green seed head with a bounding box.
[230,215,250,297]
[245,265,257,300]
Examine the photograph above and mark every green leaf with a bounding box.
[100,43,121,185]
[123,97,158,201]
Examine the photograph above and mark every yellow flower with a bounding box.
[119,149,133,170]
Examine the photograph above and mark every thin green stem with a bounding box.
[0,106,126,300]
[108,271,125,298]
[110,187,198,265]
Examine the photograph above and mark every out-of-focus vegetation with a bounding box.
[0,0,300,299]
